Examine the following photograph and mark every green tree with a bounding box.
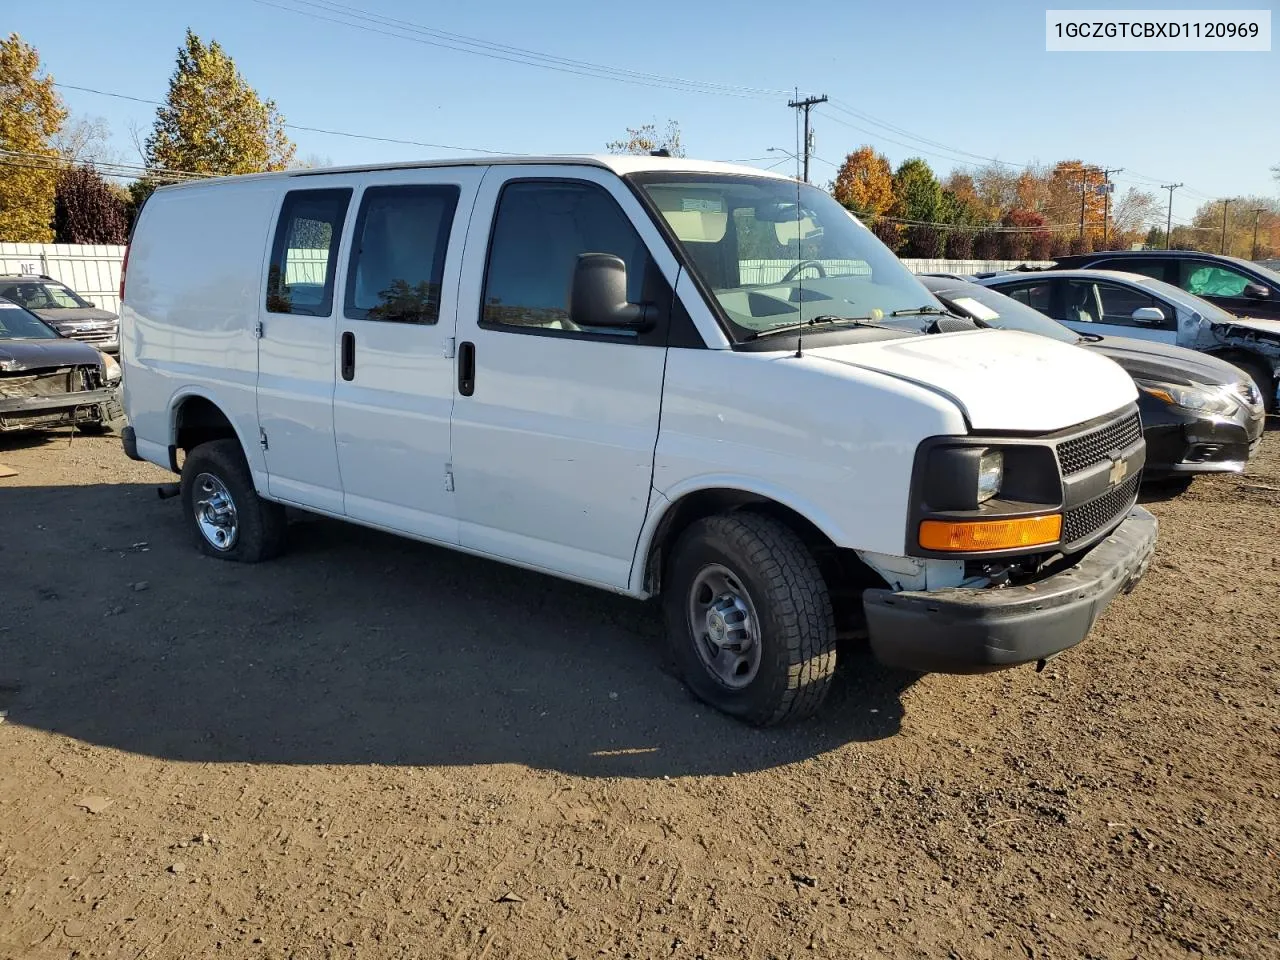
[832,146,895,217]
[53,165,128,244]
[124,177,161,226]
[891,157,942,224]
[0,33,67,242]
[606,120,684,157]
[145,29,295,176]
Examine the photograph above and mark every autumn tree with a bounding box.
[145,29,294,176]
[942,172,980,211]
[999,208,1047,261]
[1045,161,1106,241]
[971,162,1019,221]
[1189,196,1280,258]
[870,217,901,253]
[832,146,895,216]
[53,165,128,244]
[53,114,116,164]
[606,120,684,157]
[1110,186,1160,247]
[0,34,67,242]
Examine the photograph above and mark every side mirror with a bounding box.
[569,254,650,331]
[1242,282,1271,299]
[1131,306,1166,324]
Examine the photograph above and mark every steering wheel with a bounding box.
[780,260,827,282]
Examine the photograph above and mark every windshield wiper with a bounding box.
[1076,333,1104,343]
[890,305,959,318]
[747,314,900,341]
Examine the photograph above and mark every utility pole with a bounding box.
[787,94,828,183]
[1220,198,1235,254]
[1160,183,1182,249]
[1077,167,1097,243]
[1100,167,1123,248]
[1252,208,1265,260]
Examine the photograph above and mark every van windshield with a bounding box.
[629,172,941,341]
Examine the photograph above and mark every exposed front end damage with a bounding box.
[0,363,121,432]
[1183,312,1280,373]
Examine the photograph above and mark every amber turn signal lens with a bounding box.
[918,514,1062,552]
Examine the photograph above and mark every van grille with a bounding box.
[1062,474,1139,547]
[1056,413,1142,476]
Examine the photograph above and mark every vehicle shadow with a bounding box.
[0,429,77,454]
[0,482,917,778]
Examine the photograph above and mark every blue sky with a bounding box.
[15,0,1279,227]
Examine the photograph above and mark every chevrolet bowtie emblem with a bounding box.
[1108,457,1128,486]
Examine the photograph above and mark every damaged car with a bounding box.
[919,275,1264,488]
[0,274,120,354]
[0,296,122,434]
[976,269,1280,414]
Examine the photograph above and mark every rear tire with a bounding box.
[663,512,837,726]
[180,439,287,562]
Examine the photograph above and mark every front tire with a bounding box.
[1234,358,1276,416]
[663,512,837,726]
[180,439,287,562]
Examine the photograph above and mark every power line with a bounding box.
[51,81,517,155]
[249,0,785,100]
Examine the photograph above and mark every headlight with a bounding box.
[101,352,122,384]
[977,449,1003,503]
[1136,379,1235,416]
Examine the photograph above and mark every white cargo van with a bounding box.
[120,155,1157,725]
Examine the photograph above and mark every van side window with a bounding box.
[481,180,649,336]
[266,188,352,316]
[345,185,460,324]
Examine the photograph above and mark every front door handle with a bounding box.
[340,331,355,381]
[458,341,476,396]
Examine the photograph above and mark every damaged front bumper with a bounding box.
[862,507,1158,673]
[0,386,121,432]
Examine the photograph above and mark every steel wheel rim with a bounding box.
[686,563,762,690]
[193,472,238,552]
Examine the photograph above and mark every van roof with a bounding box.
[152,154,792,193]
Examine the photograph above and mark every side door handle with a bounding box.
[340,331,355,382]
[458,341,475,397]
[460,343,481,399]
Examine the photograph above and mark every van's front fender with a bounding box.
[627,474,858,597]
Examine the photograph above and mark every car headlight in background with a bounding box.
[101,352,122,384]
[1136,379,1236,417]
[977,449,1003,503]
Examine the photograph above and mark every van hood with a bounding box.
[806,328,1137,432]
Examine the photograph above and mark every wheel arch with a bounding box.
[631,482,890,631]
[168,388,252,472]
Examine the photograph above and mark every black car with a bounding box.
[0,297,122,434]
[1015,249,1280,322]
[0,274,120,354]
[918,276,1265,485]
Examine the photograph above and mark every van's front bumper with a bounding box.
[862,507,1158,673]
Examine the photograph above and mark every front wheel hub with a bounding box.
[688,564,762,689]
[193,472,239,552]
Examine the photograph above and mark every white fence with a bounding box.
[0,243,125,312]
[11,242,1270,312]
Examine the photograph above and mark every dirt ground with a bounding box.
[1,424,1277,960]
